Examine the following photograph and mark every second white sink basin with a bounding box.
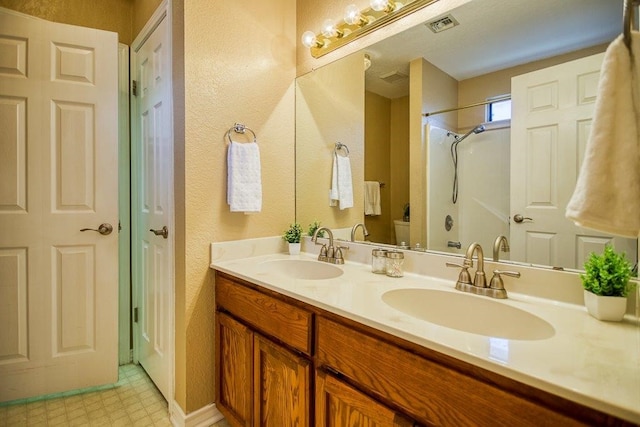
[259,259,343,280]
[382,289,555,341]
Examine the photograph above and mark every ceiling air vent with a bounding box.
[426,14,459,33]
[379,70,408,84]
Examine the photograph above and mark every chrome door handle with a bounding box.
[513,214,533,223]
[150,226,169,239]
[80,223,113,235]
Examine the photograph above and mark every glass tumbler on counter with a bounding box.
[385,251,404,277]
[371,248,388,273]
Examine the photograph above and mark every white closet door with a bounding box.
[511,53,637,268]
[0,8,119,401]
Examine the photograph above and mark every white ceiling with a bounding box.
[364,0,622,98]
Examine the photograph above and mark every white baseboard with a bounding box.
[169,400,225,427]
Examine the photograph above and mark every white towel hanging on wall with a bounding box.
[364,181,381,215]
[329,152,353,210]
[227,140,262,213]
[566,33,640,237]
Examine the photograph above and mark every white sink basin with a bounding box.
[382,289,555,341]
[259,259,343,280]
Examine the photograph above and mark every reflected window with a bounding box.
[487,97,511,122]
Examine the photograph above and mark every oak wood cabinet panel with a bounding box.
[216,312,253,427]
[316,369,414,427]
[316,316,586,427]
[215,273,313,427]
[254,334,311,426]
[216,272,312,355]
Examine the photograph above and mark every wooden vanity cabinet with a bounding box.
[215,270,634,427]
[315,369,415,426]
[215,272,312,427]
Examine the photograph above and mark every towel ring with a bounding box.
[227,123,257,144]
[334,142,349,156]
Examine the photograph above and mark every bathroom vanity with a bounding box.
[211,238,639,426]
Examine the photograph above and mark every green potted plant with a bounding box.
[581,245,633,321]
[308,220,325,238]
[282,222,303,255]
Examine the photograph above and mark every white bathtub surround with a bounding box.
[211,237,639,424]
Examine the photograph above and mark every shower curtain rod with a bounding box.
[423,95,511,117]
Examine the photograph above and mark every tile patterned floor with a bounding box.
[0,364,172,426]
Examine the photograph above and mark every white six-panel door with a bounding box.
[511,53,637,269]
[131,9,173,401]
[0,8,118,401]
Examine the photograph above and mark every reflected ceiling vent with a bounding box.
[426,14,459,33]
[379,70,408,83]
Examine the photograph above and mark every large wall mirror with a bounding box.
[296,0,638,271]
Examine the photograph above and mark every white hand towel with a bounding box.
[364,181,381,216]
[227,141,262,213]
[329,153,353,210]
[566,33,640,237]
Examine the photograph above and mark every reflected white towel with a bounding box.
[329,153,353,210]
[566,33,640,237]
[364,181,381,215]
[227,141,262,213]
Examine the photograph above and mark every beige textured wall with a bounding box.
[296,52,365,231]
[132,0,162,39]
[364,91,391,244]
[180,0,296,413]
[0,0,134,43]
[389,96,410,236]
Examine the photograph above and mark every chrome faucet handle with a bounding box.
[333,247,346,264]
[446,262,472,285]
[318,244,329,262]
[489,270,520,289]
[488,270,520,299]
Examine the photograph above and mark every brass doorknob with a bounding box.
[80,223,113,235]
[513,214,533,223]
[150,226,169,239]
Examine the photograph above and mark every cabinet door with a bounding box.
[316,369,414,427]
[254,334,311,427]
[216,312,253,427]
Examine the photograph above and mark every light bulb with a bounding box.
[301,30,321,48]
[344,4,364,26]
[370,0,389,11]
[321,19,337,38]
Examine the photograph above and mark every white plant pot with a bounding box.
[288,242,301,255]
[583,290,627,322]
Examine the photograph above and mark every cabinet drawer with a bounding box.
[216,273,312,355]
[316,317,581,427]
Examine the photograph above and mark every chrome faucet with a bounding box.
[350,223,370,242]
[312,227,348,264]
[493,235,510,261]
[465,242,486,288]
[446,242,520,299]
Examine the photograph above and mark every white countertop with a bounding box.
[210,237,640,424]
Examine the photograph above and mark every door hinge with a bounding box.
[132,80,138,97]
[133,307,139,323]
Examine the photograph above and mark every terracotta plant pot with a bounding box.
[583,290,627,322]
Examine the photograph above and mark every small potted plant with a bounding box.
[581,245,633,321]
[282,222,303,255]
[308,220,325,238]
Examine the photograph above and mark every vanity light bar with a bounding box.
[302,0,439,58]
